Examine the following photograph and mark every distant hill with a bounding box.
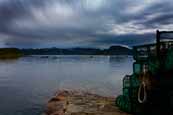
[0,48,23,59]
[20,46,133,55]
[0,46,132,59]
[106,46,132,55]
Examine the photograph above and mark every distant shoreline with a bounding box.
[0,46,133,59]
[21,45,133,56]
[0,48,23,59]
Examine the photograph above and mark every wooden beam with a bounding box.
[159,31,173,33]
[156,30,160,58]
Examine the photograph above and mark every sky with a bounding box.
[0,0,173,48]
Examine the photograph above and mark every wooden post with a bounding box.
[156,30,160,59]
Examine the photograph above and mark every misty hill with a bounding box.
[107,46,132,55]
[20,46,132,55]
[0,48,23,59]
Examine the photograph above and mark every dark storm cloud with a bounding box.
[0,0,173,48]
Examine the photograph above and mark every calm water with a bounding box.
[0,55,133,115]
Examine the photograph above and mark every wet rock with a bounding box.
[44,90,131,115]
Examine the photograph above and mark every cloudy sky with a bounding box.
[0,0,173,48]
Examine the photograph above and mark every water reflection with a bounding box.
[0,55,133,115]
[109,55,132,67]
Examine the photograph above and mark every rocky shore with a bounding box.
[43,90,130,115]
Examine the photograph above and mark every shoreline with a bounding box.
[43,90,130,115]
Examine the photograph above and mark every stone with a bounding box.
[44,90,131,115]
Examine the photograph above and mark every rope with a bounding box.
[138,81,147,103]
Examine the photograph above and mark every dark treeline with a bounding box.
[21,46,132,55]
[0,48,23,59]
[0,46,132,59]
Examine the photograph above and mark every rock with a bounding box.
[44,90,131,115]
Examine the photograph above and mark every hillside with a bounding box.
[107,46,132,55]
[21,46,132,55]
[0,48,23,59]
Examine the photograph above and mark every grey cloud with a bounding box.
[0,0,173,48]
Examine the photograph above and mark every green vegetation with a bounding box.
[0,48,23,59]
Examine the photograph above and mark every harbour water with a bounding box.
[0,55,133,115]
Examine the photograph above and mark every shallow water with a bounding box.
[0,55,133,115]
